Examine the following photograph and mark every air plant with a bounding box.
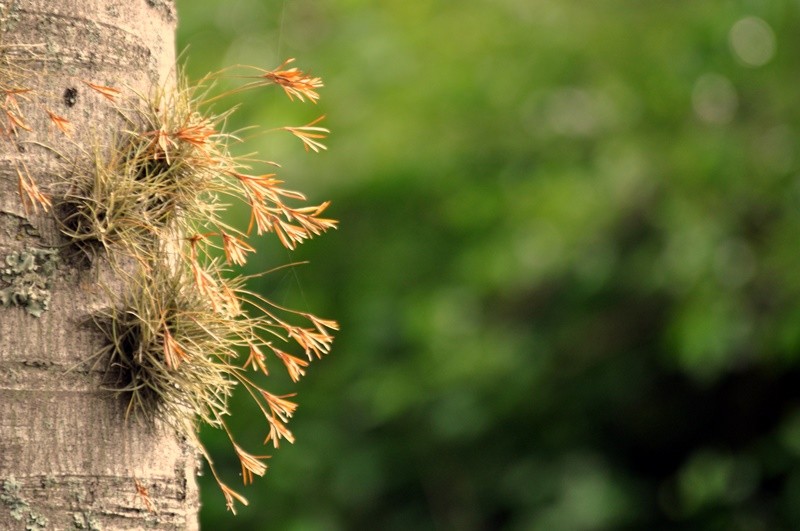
[5,52,337,513]
[85,61,336,512]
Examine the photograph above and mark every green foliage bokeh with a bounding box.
[177,0,800,529]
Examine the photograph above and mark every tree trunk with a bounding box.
[0,1,200,529]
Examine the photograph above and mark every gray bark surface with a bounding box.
[0,1,200,529]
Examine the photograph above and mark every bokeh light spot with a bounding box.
[729,16,776,67]
[692,73,738,125]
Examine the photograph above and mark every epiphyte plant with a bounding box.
[98,62,336,512]
[6,51,337,512]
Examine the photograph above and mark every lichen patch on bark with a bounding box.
[0,247,58,317]
[1,477,49,530]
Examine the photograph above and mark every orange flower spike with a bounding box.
[233,443,270,485]
[163,328,187,370]
[264,58,323,103]
[229,171,288,203]
[46,110,72,136]
[244,343,268,375]
[2,90,32,133]
[265,415,296,448]
[218,481,249,514]
[82,80,121,102]
[270,346,309,383]
[16,162,51,214]
[304,313,340,334]
[279,202,338,237]
[286,325,334,359]
[260,390,298,421]
[5,108,31,132]
[221,231,255,266]
[247,198,278,236]
[190,262,225,313]
[283,115,329,153]
[175,120,215,149]
[272,219,299,249]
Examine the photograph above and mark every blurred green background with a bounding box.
[176,0,800,529]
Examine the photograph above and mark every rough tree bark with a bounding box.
[0,1,200,529]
